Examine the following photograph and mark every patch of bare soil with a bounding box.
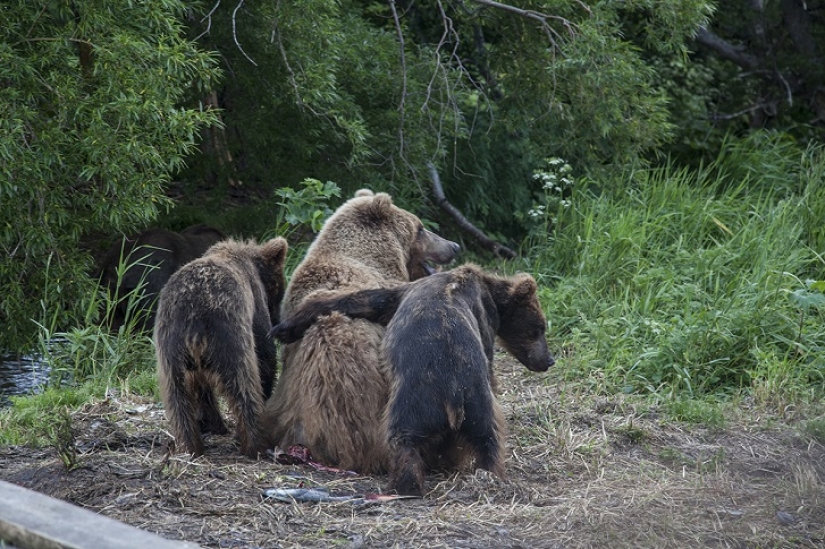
[2,353,824,548]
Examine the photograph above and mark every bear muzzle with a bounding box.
[525,339,555,372]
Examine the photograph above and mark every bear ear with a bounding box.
[361,193,394,221]
[355,189,374,197]
[373,193,393,207]
[511,274,538,301]
[262,237,288,267]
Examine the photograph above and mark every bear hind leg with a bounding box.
[208,339,266,458]
[467,432,505,477]
[390,445,427,497]
[160,363,206,457]
[461,397,506,477]
[195,380,228,435]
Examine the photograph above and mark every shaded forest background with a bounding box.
[2,0,825,354]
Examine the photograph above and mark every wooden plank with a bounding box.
[0,480,201,549]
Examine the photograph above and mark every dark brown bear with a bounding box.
[270,263,554,496]
[155,237,287,458]
[99,224,226,331]
[264,190,460,473]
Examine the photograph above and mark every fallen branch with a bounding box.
[694,26,759,70]
[428,163,517,259]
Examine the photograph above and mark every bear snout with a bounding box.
[526,340,555,372]
[425,231,461,265]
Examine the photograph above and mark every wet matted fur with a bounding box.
[155,237,287,458]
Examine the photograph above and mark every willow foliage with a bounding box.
[0,1,220,352]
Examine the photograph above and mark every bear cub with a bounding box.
[155,237,288,458]
[270,263,554,495]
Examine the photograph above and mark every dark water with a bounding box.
[0,352,51,407]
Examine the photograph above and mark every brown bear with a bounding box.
[99,224,226,331]
[264,189,460,473]
[269,263,554,496]
[155,237,288,458]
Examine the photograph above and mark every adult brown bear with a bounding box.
[270,263,554,495]
[99,224,226,331]
[264,190,460,473]
[155,237,288,458]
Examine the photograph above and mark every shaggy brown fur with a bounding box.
[270,264,554,496]
[264,190,459,473]
[99,224,226,331]
[155,237,287,458]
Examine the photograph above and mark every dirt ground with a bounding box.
[1,353,824,549]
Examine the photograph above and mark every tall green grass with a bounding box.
[0,270,157,445]
[530,134,825,402]
[35,247,158,390]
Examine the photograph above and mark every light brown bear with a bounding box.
[269,263,554,496]
[264,190,459,472]
[155,237,287,458]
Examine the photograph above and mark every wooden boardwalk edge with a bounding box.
[0,480,201,549]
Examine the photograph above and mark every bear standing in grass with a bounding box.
[155,237,288,458]
[98,224,226,331]
[271,264,554,495]
[264,190,460,473]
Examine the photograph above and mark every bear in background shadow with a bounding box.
[98,224,226,331]
[270,263,554,496]
[264,189,460,474]
[155,237,288,458]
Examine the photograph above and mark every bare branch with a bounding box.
[388,0,408,158]
[232,0,257,66]
[423,0,456,162]
[428,163,517,259]
[708,102,771,121]
[195,0,221,41]
[775,69,793,107]
[468,0,581,53]
[272,18,300,106]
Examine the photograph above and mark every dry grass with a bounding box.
[2,352,824,548]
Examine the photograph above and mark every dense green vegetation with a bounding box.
[530,135,825,403]
[0,1,219,351]
[1,0,824,436]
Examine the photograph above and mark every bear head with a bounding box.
[313,189,460,282]
[494,274,555,372]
